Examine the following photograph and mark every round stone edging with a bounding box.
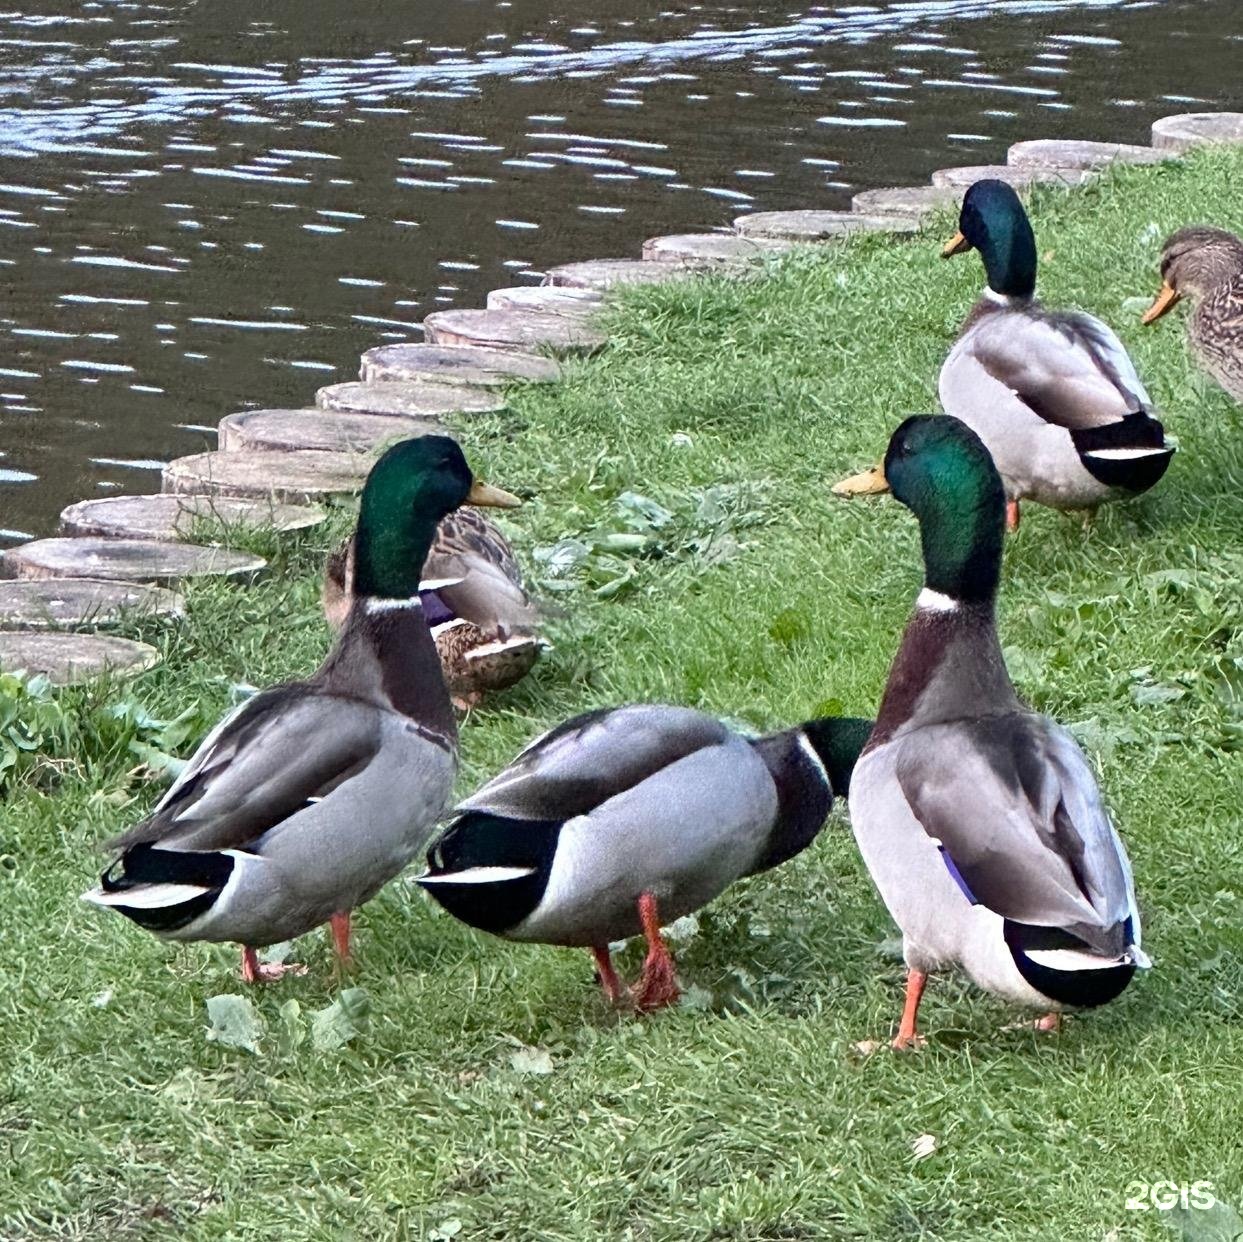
[25,111,1240,684]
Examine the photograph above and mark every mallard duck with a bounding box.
[848,415,1148,1048]
[323,506,542,709]
[418,704,873,1011]
[83,436,521,983]
[937,178,1173,529]
[1142,225,1243,403]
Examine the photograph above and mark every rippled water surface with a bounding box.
[0,0,1239,534]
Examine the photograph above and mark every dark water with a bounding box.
[0,0,1238,537]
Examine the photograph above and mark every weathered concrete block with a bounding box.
[0,632,160,684]
[422,308,607,355]
[1006,139,1169,170]
[851,185,960,220]
[317,379,505,418]
[60,494,323,542]
[1151,112,1243,152]
[641,233,793,263]
[930,164,1095,189]
[0,578,185,629]
[163,450,369,503]
[3,538,266,587]
[218,407,438,455]
[734,210,918,240]
[485,286,603,315]
[543,258,701,290]
[360,343,561,387]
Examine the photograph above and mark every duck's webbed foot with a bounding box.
[631,892,680,1012]
[240,946,309,984]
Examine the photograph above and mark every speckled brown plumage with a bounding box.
[322,507,542,705]
[1150,226,1243,404]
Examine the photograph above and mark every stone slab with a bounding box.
[1151,112,1243,153]
[163,450,369,503]
[359,343,561,387]
[60,494,324,542]
[543,258,702,290]
[422,308,607,355]
[1006,139,1169,170]
[218,407,437,455]
[3,539,266,587]
[851,184,961,220]
[317,379,506,418]
[0,632,160,685]
[930,163,1095,189]
[485,286,603,315]
[641,233,794,263]
[0,578,185,629]
[734,210,918,240]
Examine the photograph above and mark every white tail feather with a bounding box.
[417,866,536,885]
[82,882,211,910]
[1025,945,1149,972]
[1082,447,1169,460]
[465,636,541,661]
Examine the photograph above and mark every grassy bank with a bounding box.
[2,150,1242,1241]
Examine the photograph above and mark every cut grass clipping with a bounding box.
[2,150,1242,1241]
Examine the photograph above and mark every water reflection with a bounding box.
[0,0,1237,533]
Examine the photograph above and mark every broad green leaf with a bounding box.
[205,994,264,1053]
[311,987,370,1052]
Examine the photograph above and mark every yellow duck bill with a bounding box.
[466,479,523,508]
[1141,281,1182,325]
[832,464,890,497]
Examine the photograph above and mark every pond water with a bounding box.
[0,0,1238,537]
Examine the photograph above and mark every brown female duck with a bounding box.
[1143,225,1243,403]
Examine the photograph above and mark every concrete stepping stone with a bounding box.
[734,210,918,240]
[930,164,1095,190]
[360,343,561,387]
[0,632,160,685]
[218,407,437,455]
[1151,112,1243,153]
[60,494,323,542]
[543,258,702,290]
[3,539,266,587]
[852,185,961,220]
[317,379,506,418]
[485,286,603,315]
[422,308,607,355]
[0,578,184,629]
[1006,139,1169,170]
[164,450,370,503]
[641,233,793,263]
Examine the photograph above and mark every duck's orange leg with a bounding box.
[240,946,307,984]
[632,892,680,1012]
[329,911,353,968]
[1006,500,1021,532]
[892,968,928,1050]
[590,945,624,1005]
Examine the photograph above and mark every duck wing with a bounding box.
[962,307,1150,429]
[893,713,1136,954]
[459,703,732,820]
[106,686,382,854]
[426,509,539,632]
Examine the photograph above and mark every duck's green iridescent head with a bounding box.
[353,435,519,599]
[883,415,1005,602]
[942,179,1037,299]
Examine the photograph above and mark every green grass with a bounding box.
[2,150,1242,1241]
